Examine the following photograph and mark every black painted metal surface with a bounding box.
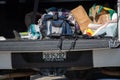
[0,39,109,51]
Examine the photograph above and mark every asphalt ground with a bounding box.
[30,74,68,80]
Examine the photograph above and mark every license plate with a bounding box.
[42,51,66,61]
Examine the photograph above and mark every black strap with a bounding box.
[69,37,78,51]
[57,37,64,50]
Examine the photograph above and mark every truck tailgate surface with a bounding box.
[0,39,109,51]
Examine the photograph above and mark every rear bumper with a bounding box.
[12,50,93,68]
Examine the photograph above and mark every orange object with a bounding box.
[86,29,94,36]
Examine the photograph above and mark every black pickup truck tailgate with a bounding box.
[0,39,109,51]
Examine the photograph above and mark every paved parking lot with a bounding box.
[31,74,67,80]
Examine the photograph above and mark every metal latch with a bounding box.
[109,39,120,48]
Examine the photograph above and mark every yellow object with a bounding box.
[103,7,112,11]
[86,29,94,36]
[19,32,29,36]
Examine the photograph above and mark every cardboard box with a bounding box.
[71,5,92,33]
